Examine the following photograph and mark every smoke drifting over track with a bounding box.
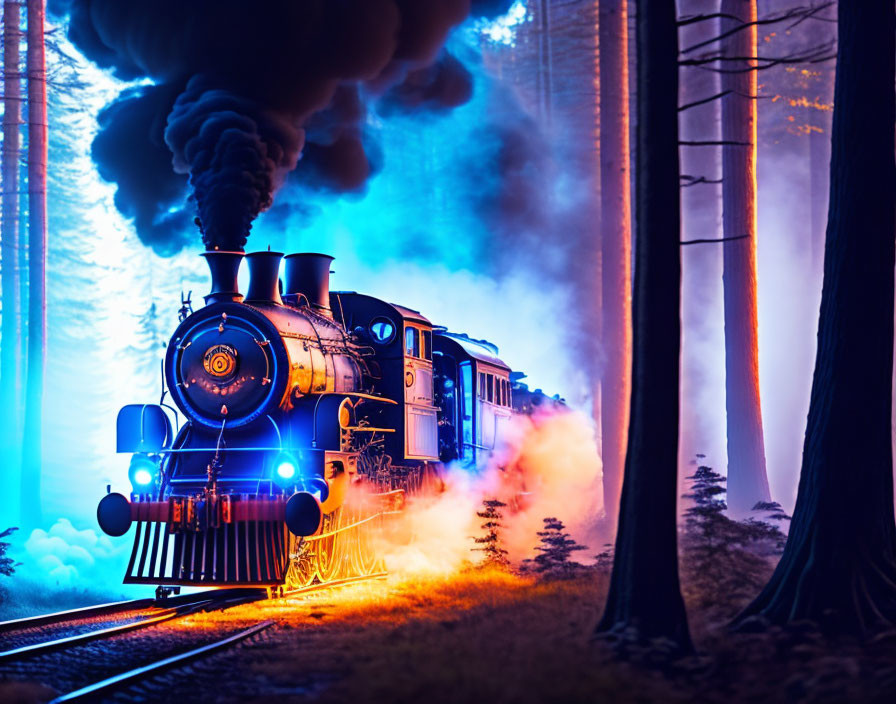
[49,0,512,252]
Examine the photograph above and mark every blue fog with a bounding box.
[0,5,593,609]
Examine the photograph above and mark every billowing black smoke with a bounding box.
[50,0,512,253]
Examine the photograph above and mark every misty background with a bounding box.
[0,1,828,600]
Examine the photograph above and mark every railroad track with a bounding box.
[0,588,265,663]
[0,598,157,634]
[48,620,275,703]
[1,573,386,702]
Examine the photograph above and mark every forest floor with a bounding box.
[5,567,890,704]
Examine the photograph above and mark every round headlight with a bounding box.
[277,461,297,480]
[273,452,300,489]
[133,468,154,486]
[128,454,158,493]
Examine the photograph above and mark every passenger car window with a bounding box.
[479,372,486,398]
[487,375,494,403]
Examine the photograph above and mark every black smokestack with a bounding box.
[53,0,514,254]
[201,251,244,304]
[245,251,284,305]
[284,253,334,316]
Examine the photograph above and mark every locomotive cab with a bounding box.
[331,292,440,464]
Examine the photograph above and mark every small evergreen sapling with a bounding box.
[0,527,17,577]
[0,526,18,605]
[680,464,789,615]
[473,498,510,569]
[593,544,614,574]
[522,517,587,579]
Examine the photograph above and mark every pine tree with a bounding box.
[593,545,614,574]
[522,517,587,579]
[472,498,510,569]
[0,527,17,577]
[680,465,788,616]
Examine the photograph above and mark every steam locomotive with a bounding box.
[97,250,542,594]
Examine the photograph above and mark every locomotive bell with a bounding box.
[244,250,284,305]
[284,253,333,316]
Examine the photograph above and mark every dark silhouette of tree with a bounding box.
[0,527,17,576]
[598,0,633,530]
[473,498,510,569]
[21,0,47,528]
[594,0,692,653]
[735,1,896,635]
[680,465,787,615]
[719,0,771,516]
[521,517,586,579]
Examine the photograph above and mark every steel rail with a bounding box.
[0,607,190,663]
[0,588,259,637]
[0,587,268,664]
[48,620,274,704]
[0,598,156,634]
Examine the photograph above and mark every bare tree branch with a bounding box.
[680,235,750,246]
[680,40,836,70]
[679,3,834,55]
[680,140,750,146]
[679,90,732,112]
[680,175,723,187]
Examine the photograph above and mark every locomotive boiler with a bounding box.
[97,249,531,594]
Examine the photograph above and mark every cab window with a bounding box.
[422,329,433,361]
[405,327,420,357]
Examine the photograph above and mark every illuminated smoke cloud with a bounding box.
[49,0,514,253]
[380,406,602,577]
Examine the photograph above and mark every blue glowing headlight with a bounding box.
[273,452,300,489]
[277,461,297,480]
[133,468,154,486]
[128,454,158,493]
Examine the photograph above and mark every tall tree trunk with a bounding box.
[595,0,691,651]
[719,0,770,516]
[735,1,896,635]
[1,0,22,520]
[808,79,833,277]
[598,0,632,528]
[20,0,46,527]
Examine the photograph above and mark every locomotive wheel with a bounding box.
[314,506,346,582]
[284,535,316,591]
[348,500,382,576]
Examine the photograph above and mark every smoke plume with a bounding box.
[50,0,513,253]
[381,406,603,577]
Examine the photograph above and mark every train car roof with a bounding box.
[434,330,511,372]
[331,291,431,325]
